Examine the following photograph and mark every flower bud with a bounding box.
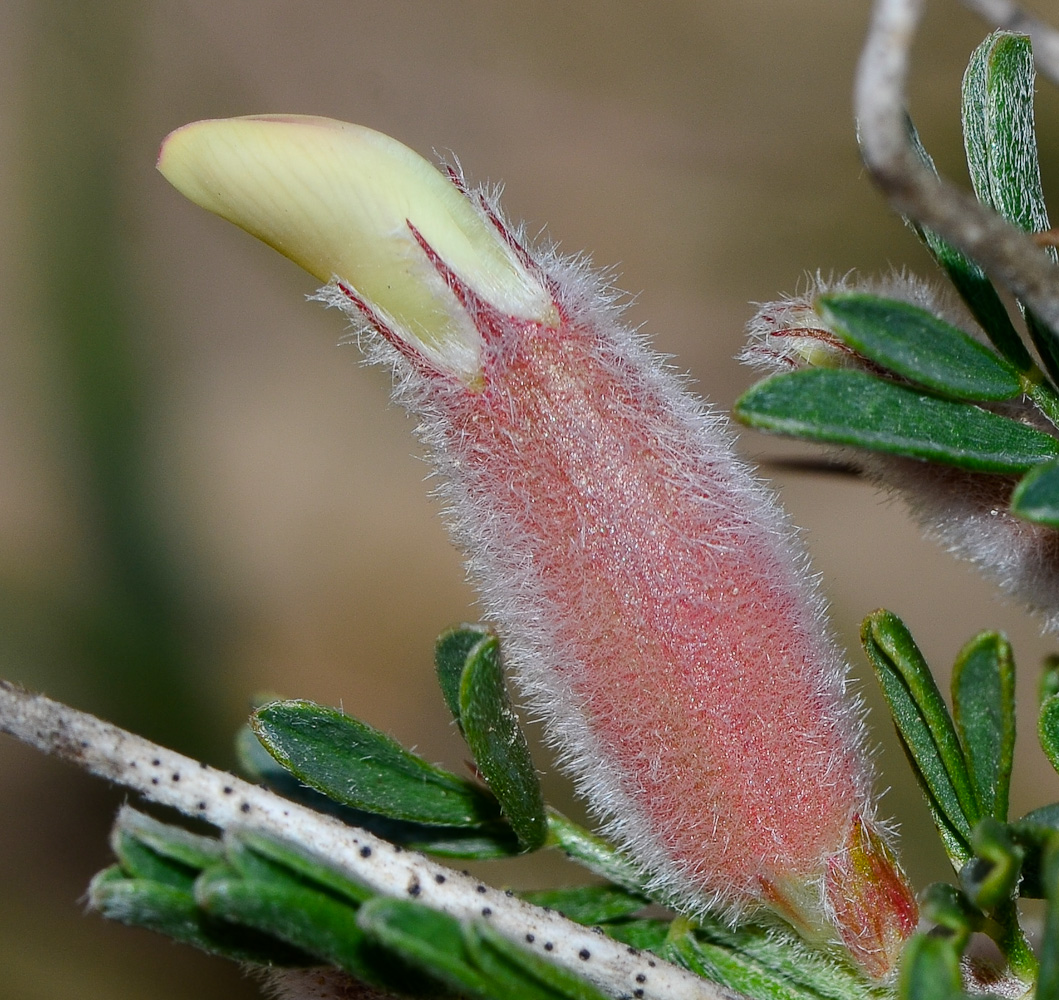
[160,118,917,976]
[158,115,555,381]
[745,273,1059,635]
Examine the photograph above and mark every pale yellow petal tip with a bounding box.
[158,115,555,379]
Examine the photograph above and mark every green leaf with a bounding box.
[1040,694,1059,775]
[962,31,1059,385]
[357,897,494,999]
[1011,458,1059,526]
[519,885,647,925]
[227,830,373,905]
[951,632,1016,821]
[1038,839,1059,1000]
[665,932,817,1000]
[918,882,984,944]
[815,293,1021,401]
[598,919,670,953]
[1041,656,1059,705]
[467,921,612,1000]
[436,623,492,724]
[196,867,426,992]
[861,611,978,866]
[459,633,547,851]
[735,369,1059,473]
[1010,805,1059,898]
[960,818,1023,909]
[396,824,522,859]
[238,726,521,858]
[897,934,966,1000]
[88,867,312,966]
[252,699,501,826]
[689,914,882,1000]
[905,117,1031,370]
[111,809,222,890]
[544,811,646,893]
[963,33,1051,246]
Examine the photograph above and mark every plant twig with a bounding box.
[0,680,733,1000]
[961,0,1059,86]
[857,0,1059,331]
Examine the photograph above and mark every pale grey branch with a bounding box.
[0,680,733,1000]
[961,0,1059,86]
[857,0,1059,332]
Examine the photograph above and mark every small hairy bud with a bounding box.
[160,119,917,977]
[747,273,1059,634]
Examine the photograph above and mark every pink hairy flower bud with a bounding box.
[159,118,918,977]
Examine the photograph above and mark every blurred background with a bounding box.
[3,1,1059,997]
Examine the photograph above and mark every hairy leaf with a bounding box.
[735,370,1059,473]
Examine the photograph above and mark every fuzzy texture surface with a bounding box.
[745,271,1059,634]
[322,198,915,975]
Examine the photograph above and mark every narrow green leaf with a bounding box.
[905,116,1031,369]
[1011,458,1059,527]
[918,882,984,943]
[111,808,223,888]
[665,932,816,1000]
[545,811,646,893]
[398,824,522,858]
[861,611,978,866]
[1040,694,1059,774]
[89,867,311,965]
[467,921,612,1000]
[357,897,493,999]
[963,33,1051,244]
[690,914,881,1000]
[436,624,492,724]
[1041,656,1059,705]
[1010,805,1059,898]
[963,31,1059,385]
[600,919,670,953]
[1024,312,1059,395]
[519,885,646,925]
[897,934,966,1000]
[961,818,1023,909]
[227,830,373,905]
[252,699,501,826]
[1038,840,1059,1000]
[735,370,1059,473]
[962,36,992,210]
[238,726,521,858]
[816,294,1021,401]
[951,632,1016,820]
[196,868,426,991]
[459,634,547,851]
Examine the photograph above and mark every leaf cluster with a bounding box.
[864,609,1059,996]
[736,31,1059,526]
[89,626,886,1000]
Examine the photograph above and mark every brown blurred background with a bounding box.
[3,1,1059,997]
